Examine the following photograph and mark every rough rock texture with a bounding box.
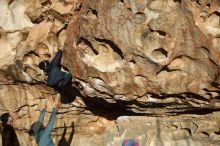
[0,0,220,146]
[64,0,220,114]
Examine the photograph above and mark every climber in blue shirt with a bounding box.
[28,99,59,146]
[38,49,72,89]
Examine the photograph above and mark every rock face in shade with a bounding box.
[0,0,220,146]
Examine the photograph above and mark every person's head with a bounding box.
[122,139,139,146]
[1,113,19,146]
[38,60,49,72]
[28,121,44,136]
[1,113,13,126]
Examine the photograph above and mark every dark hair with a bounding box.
[38,60,49,72]
[28,129,35,136]
[29,121,43,136]
[1,113,10,125]
[2,122,20,146]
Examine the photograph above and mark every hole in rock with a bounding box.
[136,12,145,15]
[173,0,182,3]
[41,0,52,6]
[196,0,201,5]
[8,0,14,5]
[206,3,210,8]
[31,15,44,24]
[150,28,166,36]
[61,65,70,72]
[157,30,166,36]
[130,59,136,64]
[27,51,40,57]
[134,12,146,23]
[127,8,132,12]
[88,8,98,17]
[120,0,125,3]
[78,37,99,55]
[199,16,206,23]
[152,48,168,59]
[214,131,220,135]
[95,38,124,59]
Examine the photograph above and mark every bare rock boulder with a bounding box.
[64,0,220,114]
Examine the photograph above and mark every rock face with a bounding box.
[0,0,220,146]
[64,0,220,114]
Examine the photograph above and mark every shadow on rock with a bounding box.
[58,122,75,146]
[80,95,146,120]
[57,82,80,104]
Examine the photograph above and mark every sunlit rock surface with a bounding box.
[64,0,220,114]
[0,0,220,146]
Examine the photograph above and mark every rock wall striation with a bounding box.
[0,0,220,145]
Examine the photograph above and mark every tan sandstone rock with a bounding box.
[0,0,220,146]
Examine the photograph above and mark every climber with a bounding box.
[28,99,59,146]
[0,113,20,146]
[38,49,72,90]
[122,139,139,146]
